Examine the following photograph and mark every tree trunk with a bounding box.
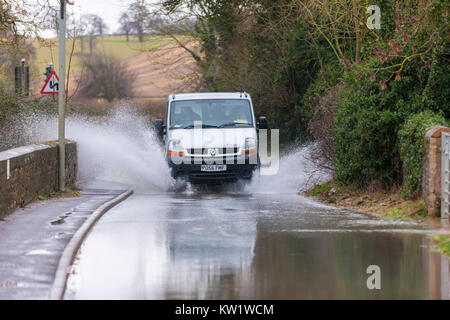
[89,37,93,55]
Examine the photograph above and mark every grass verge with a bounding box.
[38,189,81,201]
[303,180,428,221]
[434,234,450,256]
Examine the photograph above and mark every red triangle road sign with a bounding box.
[40,71,60,94]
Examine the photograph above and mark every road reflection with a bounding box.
[65,191,449,300]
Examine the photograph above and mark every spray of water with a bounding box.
[5,105,329,194]
[7,104,172,192]
[249,144,331,194]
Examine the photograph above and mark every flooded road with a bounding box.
[65,189,449,300]
[11,106,448,299]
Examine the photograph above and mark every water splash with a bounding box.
[4,106,329,194]
[6,105,172,192]
[249,144,331,194]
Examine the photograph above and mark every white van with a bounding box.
[154,92,268,184]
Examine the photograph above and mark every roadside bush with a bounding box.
[78,54,135,102]
[0,89,22,124]
[0,89,55,123]
[334,73,402,187]
[333,46,449,190]
[397,110,448,199]
[434,234,450,256]
[421,34,450,118]
[303,67,343,172]
[0,89,56,151]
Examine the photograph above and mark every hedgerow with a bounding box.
[398,111,448,199]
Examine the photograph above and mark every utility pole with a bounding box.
[58,0,66,192]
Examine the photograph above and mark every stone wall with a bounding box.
[0,141,77,218]
[423,127,450,217]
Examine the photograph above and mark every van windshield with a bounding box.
[169,99,253,129]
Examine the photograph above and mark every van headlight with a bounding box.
[168,139,184,157]
[242,137,257,155]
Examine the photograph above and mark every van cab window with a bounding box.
[169,99,253,129]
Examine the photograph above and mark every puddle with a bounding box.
[51,217,66,225]
[55,232,66,239]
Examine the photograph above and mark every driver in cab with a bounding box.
[174,106,201,125]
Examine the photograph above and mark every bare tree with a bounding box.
[119,12,132,42]
[81,14,108,56]
[78,17,88,55]
[94,15,108,59]
[0,0,48,41]
[0,1,58,89]
[78,54,135,102]
[128,0,150,43]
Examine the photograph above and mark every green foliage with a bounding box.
[422,35,450,117]
[334,73,402,186]
[334,18,449,189]
[0,88,56,151]
[398,111,447,199]
[381,202,428,220]
[0,88,55,123]
[159,0,449,191]
[434,234,450,256]
[307,181,334,197]
[302,64,342,109]
[0,89,22,123]
[381,208,411,220]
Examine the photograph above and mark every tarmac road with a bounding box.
[65,187,450,300]
[0,182,130,300]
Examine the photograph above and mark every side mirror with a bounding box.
[154,119,165,138]
[257,116,268,130]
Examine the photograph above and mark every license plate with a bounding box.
[201,165,227,172]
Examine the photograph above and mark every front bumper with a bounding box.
[168,156,258,183]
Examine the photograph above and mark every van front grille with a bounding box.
[187,147,240,156]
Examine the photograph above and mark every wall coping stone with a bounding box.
[0,140,75,162]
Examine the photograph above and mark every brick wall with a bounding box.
[0,141,77,218]
[423,127,450,217]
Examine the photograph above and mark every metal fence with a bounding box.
[442,132,450,219]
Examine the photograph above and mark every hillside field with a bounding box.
[29,35,198,98]
[31,35,181,76]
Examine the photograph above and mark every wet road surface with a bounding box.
[0,187,127,299]
[65,189,450,300]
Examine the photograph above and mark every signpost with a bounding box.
[40,71,59,94]
[58,0,66,192]
[14,59,29,96]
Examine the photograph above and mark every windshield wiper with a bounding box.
[219,122,250,128]
[182,124,219,129]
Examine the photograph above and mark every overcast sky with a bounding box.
[41,0,145,38]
